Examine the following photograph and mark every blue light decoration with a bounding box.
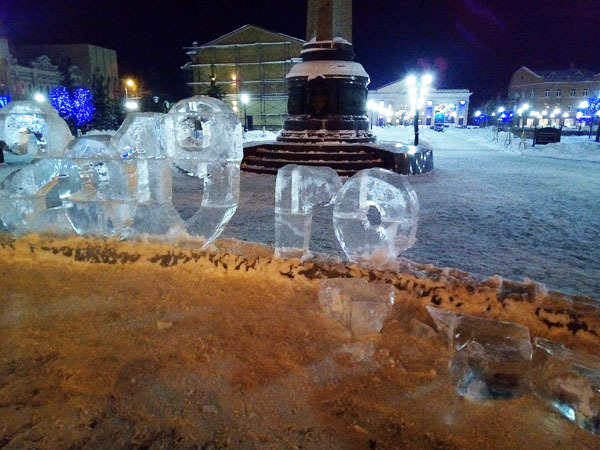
[0,95,11,108]
[500,110,514,124]
[49,86,95,126]
[577,95,600,122]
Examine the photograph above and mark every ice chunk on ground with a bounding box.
[165,96,243,245]
[533,337,600,434]
[275,164,342,258]
[332,168,419,263]
[0,101,72,157]
[111,113,182,235]
[318,278,395,336]
[60,135,137,237]
[427,306,533,400]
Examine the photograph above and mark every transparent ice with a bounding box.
[427,306,533,400]
[332,168,419,262]
[274,164,342,258]
[0,101,72,157]
[0,101,73,234]
[165,96,243,243]
[318,278,395,336]
[533,337,600,434]
[60,135,137,237]
[110,112,182,235]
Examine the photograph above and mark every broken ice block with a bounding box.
[0,101,72,157]
[165,96,243,244]
[318,278,395,336]
[60,135,137,237]
[332,168,419,262]
[533,337,600,434]
[111,113,182,235]
[274,164,342,258]
[427,306,533,400]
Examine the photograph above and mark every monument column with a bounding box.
[278,0,374,143]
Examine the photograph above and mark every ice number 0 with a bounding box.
[275,165,419,262]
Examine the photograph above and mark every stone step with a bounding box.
[243,155,384,171]
[253,149,375,162]
[241,162,358,177]
[245,142,374,154]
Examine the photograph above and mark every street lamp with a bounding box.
[240,93,249,131]
[33,92,46,102]
[406,72,433,145]
[125,78,135,99]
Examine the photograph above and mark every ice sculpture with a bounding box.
[110,113,182,235]
[0,101,72,157]
[533,337,600,434]
[427,306,533,400]
[332,168,419,262]
[0,101,73,234]
[164,96,243,243]
[60,135,137,236]
[275,164,342,258]
[318,278,395,336]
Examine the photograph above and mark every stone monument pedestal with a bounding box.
[242,0,433,175]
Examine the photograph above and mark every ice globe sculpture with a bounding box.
[60,135,137,237]
[332,168,419,262]
[0,101,72,157]
[165,96,243,244]
[274,164,342,258]
[110,113,183,235]
[0,101,73,235]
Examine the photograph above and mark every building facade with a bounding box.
[508,66,600,117]
[368,79,472,126]
[183,25,304,130]
[16,44,119,99]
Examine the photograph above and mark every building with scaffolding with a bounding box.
[183,25,304,130]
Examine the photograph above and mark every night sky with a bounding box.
[1,0,599,105]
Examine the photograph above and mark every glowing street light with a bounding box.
[522,103,530,111]
[125,78,136,99]
[498,106,505,113]
[474,110,481,117]
[33,92,46,102]
[579,100,590,109]
[405,72,433,145]
[124,100,139,111]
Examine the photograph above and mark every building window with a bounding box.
[568,106,572,111]
[544,89,550,97]
[556,89,561,97]
[531,90,535,98]
[570,89,576,97]
[583,89,588,96]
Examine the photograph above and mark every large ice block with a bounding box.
[427,306,533,400]
[60,135,137,237]
[165,96,243,244]
[0,101,72,157]
[0,102,73,234]
[533,337,600,434]
[111,113,182,235]
[274,164,342,258]
[318,278,395,336]
[332,168,419,263]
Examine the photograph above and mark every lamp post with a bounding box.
[125,79,135,99]
[241,93,249,132]
[406,73,432,146]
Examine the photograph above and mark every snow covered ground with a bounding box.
[220,126,600,299]
[1,126,598,299]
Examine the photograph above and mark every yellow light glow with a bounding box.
[126,79,135,87]
[231,74,237,81]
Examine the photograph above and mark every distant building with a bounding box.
[183,25,304,130]
[0,38,72,102]
[508,66,600,117]
[368,80,472,126]
[16,44,119,99]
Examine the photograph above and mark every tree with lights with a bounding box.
[49,86,95,133]
[576,95,600,141]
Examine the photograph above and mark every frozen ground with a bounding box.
[1,126,598,299]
